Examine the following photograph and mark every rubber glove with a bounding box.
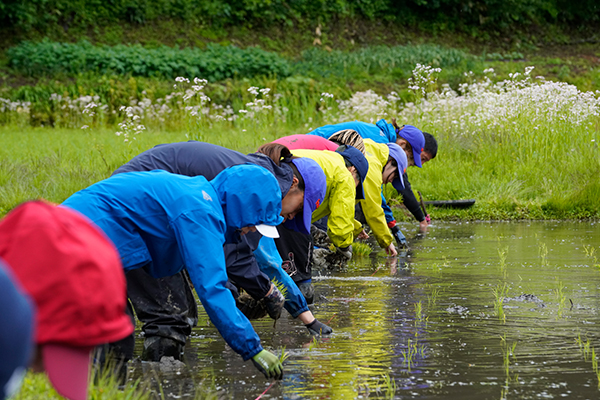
[305,319,333,335]
[251,350,283,380]
[264,284,285,320]
[390,226,407,248]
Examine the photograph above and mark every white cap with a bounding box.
[255,224,280,238]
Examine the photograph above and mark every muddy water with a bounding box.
[130,221,600,399]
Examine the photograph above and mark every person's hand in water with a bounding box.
[385,242,398,256]
[305,319,333,335]
[357,230,369,240]
[264,284,285,320]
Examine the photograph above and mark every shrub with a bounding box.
[7,40,291,81]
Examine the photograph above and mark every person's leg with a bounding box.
[224,233,272,300]
[224,234,274,319]
[126,267,196,361]
[274,224,314,304]
[93,301,135,384]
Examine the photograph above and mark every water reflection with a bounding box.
[130,221,600,399]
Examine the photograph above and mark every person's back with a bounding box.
[61,165,286,373]
[273,134,339,151]
[113,141,294,196]
[63,170,229,274]
[290,149,356,248]
[308,121,393,143]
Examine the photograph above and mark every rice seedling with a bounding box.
[539,242,549,267]
[554,277,567,318]
[426,285,440,308]
[278,346,291,363]
[308,335,319,351]
[498,246,509,278]
[352,241,373,257]
[414,301,424,324]
[401,338,426,372]
[583,245,599,269]
[377,373,397,399]
[500,334,518,383]
[583,244,597,259]
[271,278,288,299]
[493,283,509,323]
[575,334,600,388]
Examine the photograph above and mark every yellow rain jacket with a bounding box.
[357,139,394,249]
[291,149,356,248]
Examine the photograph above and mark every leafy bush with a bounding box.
[7,40,291,81]
[1,0,598,36]
[295,45,477,79]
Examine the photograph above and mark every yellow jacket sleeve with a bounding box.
[360,140,394,248]
[353,217,363,236]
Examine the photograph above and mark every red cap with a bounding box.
[0,201,133,400]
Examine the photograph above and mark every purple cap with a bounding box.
[397,125,425,168]
[284,157,327,235]
[386,143,408,192]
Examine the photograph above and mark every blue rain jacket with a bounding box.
[308,119,396,144]
[113,141,309,316]
[61,166,283,360]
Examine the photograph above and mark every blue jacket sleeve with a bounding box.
[381,193,395,225]
[254,236,310,318]
[172,211,263,361]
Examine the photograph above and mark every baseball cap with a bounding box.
[256,224,280,238]
[335,145,369,200]
[283,157,327,235]
[0,261,35,400]
[386,143,409,192]
[396,125,425,168]
[0,200,134,400]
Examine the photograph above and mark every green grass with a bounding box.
[13,370,150,400]
[1,64,599,221]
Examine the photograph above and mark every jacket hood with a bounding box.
[210,164,284,232]
[375,119,397,143]
[245,152,294,198]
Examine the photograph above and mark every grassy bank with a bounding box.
[13,370,150,400]
[2,65,599,221]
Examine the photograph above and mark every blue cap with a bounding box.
[397,125,425,168]
[0,260,35,400]
[284,157,327,235]
[386,143,408,192]
[336,145,369,200]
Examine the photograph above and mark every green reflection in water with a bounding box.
[129,221,600,399]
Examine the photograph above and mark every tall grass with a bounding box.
[2,64,599,219]
[13,370,149,400]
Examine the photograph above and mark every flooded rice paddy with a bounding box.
[130,221,600,399]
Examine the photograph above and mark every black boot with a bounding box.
[142,336,184,361]
[297,281,315,304]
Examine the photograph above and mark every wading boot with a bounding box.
[142,336,184,362]
[297,281,315,305]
